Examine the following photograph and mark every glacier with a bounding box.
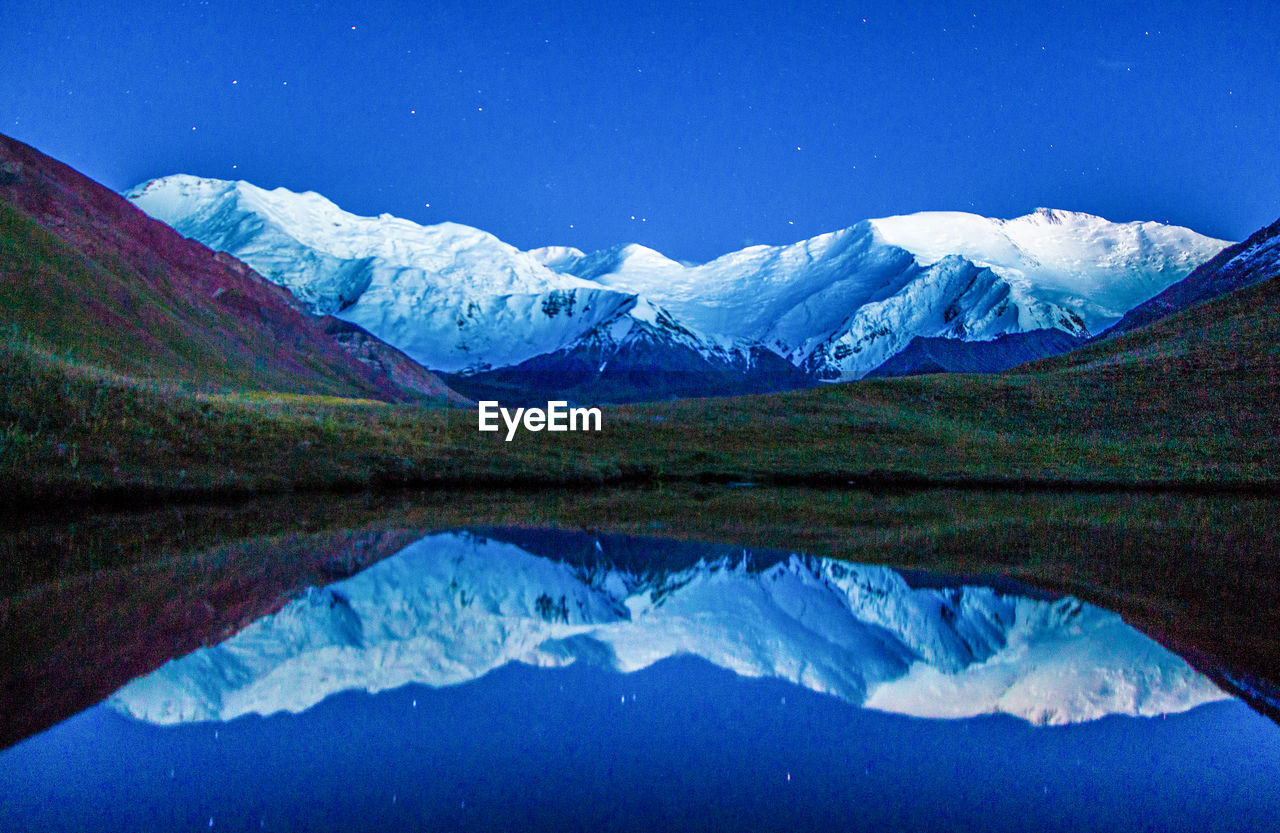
[109,531,1226,727]
[1104,214,1280,339]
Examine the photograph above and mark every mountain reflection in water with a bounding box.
[2,528,1278,833]
[111,528,1224,726]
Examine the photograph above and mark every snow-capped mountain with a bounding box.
[110,531,1226,727]
[1103,215,1280,339]
[125,177,769,388]
[546,209,1229,379]
[127,175,1229,390]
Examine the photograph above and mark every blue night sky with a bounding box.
[3,1,1277,262]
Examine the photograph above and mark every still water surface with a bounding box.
[2,528,1278,832]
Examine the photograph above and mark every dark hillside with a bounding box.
[0,133,461,402]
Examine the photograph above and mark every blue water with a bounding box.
[3,655,1279,832]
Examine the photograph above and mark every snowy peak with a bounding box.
[129,175,599,303]
[868,209,1229,323]
[527,245,586,271]
[556,222,914,346]
[556,242,690,283]
[1030,206,1068,223]
[549,208,1227,378]
[108,531,1227,727]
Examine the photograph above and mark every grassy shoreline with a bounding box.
[5,327,1278,506]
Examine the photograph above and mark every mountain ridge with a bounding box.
[866,329,1087,378]
[556,207,1228,379]
[128,172,1228,395]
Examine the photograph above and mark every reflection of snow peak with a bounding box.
[109,532,1226,726]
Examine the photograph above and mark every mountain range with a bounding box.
[126,174,1230,402]
[2,129,1268,410]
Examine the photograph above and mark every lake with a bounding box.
[3,526,1279,831]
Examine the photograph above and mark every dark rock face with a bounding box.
[0,132,463,403]
[866,329,1086,378]
[1103,218,1280,339]
[445,321,812,406]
